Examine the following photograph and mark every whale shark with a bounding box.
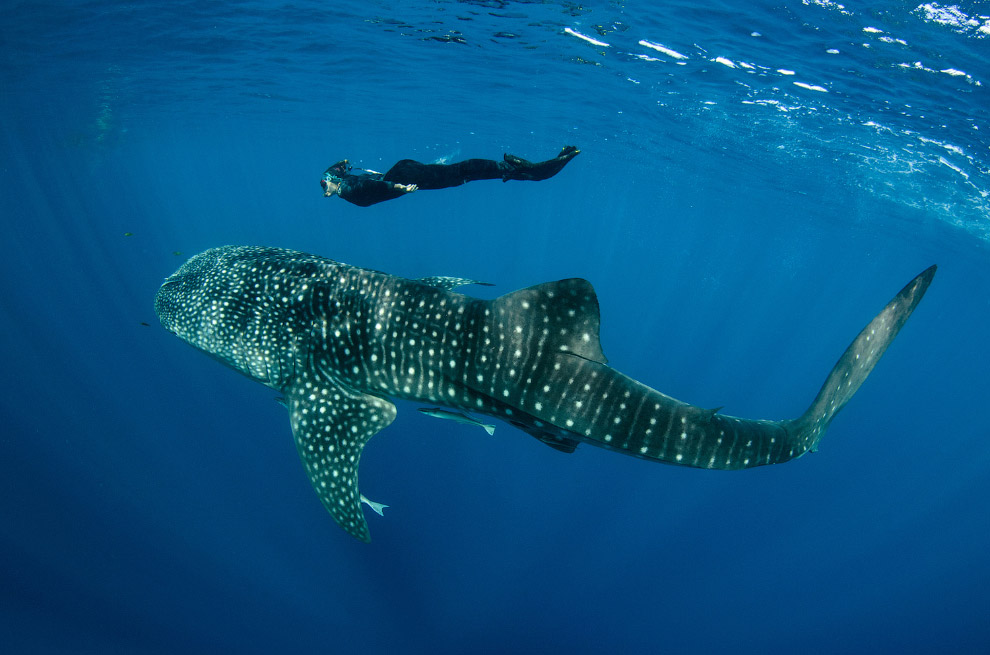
[155,246,935,542]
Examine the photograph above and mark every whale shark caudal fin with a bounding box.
[786,265,936,451]
[285,373,396,543]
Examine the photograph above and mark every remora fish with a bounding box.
[418,407,497,435]
[155,246,935,542]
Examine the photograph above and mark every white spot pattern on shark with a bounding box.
[156,246,935,542]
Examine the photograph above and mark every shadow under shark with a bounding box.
[155,246,935,542]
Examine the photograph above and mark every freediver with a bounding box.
[320,146,580,207]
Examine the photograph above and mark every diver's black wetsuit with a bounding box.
[338,159,506,207]
[326,146,579,207]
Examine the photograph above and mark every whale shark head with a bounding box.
[155,249,221,339]
[155,246,344,388]
[156,246,403,542]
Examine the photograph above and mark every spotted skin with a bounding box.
[156,246,935,541]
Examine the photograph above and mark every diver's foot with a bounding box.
[502,146,580,182]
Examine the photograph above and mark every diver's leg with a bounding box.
[383,147,580,188]
[501,145,580,181]
[383,159,503,190]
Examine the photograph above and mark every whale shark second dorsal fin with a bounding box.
[492,278,607,365]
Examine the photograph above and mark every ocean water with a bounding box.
[2,1,988,653]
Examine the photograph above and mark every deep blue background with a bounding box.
[2,1,988,653]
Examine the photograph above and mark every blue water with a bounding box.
[2,1,989,652]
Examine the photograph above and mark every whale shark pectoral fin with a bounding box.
[285,375,397,543]
[417,276,494,291]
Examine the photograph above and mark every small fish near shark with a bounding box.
[155,246,935,542]
[419,407,496,435]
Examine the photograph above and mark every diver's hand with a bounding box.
[394,183,418,193]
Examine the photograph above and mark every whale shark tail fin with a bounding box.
[787,265,936,453]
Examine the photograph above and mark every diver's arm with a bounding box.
[338,177,416,207]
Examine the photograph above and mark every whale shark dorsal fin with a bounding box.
[286,373,396,543]
[417,276,495,291]
[493,278,607,364]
